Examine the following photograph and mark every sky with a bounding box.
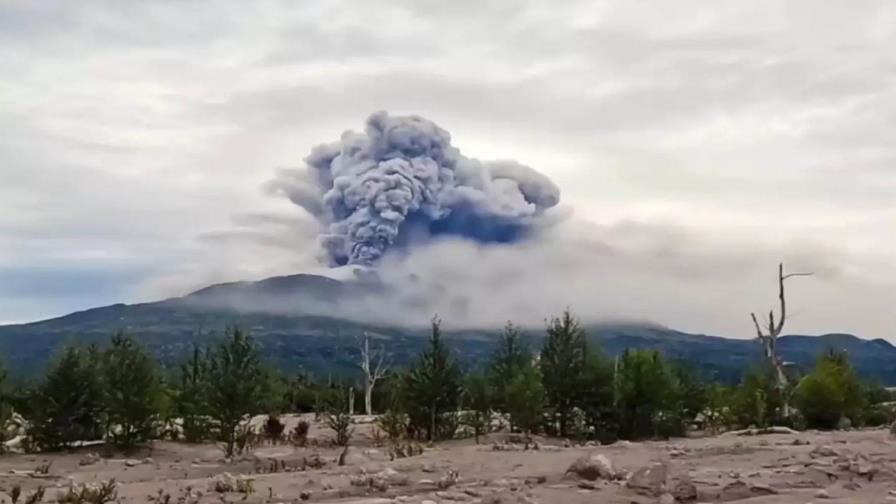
[1,0,895,338]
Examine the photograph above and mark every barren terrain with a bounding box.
[2,416,896,504]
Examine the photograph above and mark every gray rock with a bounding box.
[670,478,697,502]
[657,493,675,504]
[626,461,668,496]
[565,453,616,481]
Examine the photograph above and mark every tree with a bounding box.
[579,349,616,441]
[461,373,492,444]
[403,316,462,441]
[175,345,212,442]
[357,331,388,416]
[488,322,530,413]
[539,310,587,437]
[101,332,163,449]
[670,363,709,426]
[504,364,545,439]
[730,366,782,429]
[750,263,812,417]
[615,349,679,439]
[206,326,265,457]
[29,346,105,450]
[793,349,865,429]
[0,360,12,452]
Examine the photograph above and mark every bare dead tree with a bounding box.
[357,331,388,416]
[750,263,812,417]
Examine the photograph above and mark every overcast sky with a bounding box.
[2,1,895,338]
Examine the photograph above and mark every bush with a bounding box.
[793,350,865,430]
[58,480,118,504]
[376,410,408,443]
[324,409,353,446]
[290,420,310,446]
[263,414,286,443]
[729,367,783,429]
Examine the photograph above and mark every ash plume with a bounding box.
[267,111,561,266]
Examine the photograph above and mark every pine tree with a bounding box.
[176,345,212,442]
[29,346,105,450]
[579,349,616,441]
[539,310,587,437]
[461,373,492,444]
[403,317,462,441]
[488,321,530,412]
[101,331,163,449]
[206,326,264,457]
[0,360,12,452]
[505,364,545,439]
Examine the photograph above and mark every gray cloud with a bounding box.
[1,0,895,338]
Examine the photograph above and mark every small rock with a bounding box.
[814,488,832,499]
[841,480,861,491]
[124,459,141,467]
[749,483,778,495]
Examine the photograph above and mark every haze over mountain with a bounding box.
[2,272,894,385]
[4,2,896,341]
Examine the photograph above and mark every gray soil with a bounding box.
[2,416,895,504]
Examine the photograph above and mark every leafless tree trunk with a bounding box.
[751,263,812,418]
[357,331,388,416]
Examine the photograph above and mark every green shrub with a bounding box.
[793,350,865,430]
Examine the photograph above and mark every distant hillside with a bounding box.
[1,273,894,384]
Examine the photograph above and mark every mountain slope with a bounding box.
[1,273,894,384]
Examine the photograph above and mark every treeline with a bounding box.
[0,311,894,455]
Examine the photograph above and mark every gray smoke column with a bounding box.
[268,111,561,266]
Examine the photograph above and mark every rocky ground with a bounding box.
[2,417,896,504]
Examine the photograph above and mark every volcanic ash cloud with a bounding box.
[267,111,561,266]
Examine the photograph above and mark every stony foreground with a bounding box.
[2,422,896,504]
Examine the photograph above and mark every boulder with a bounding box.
[566,453,616,481]
[669,478,697,502]
[810,445,840,458]
[626,461,668,496]
[837,416,852,431]
[79,453,101,466]
[658,493,676,504]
